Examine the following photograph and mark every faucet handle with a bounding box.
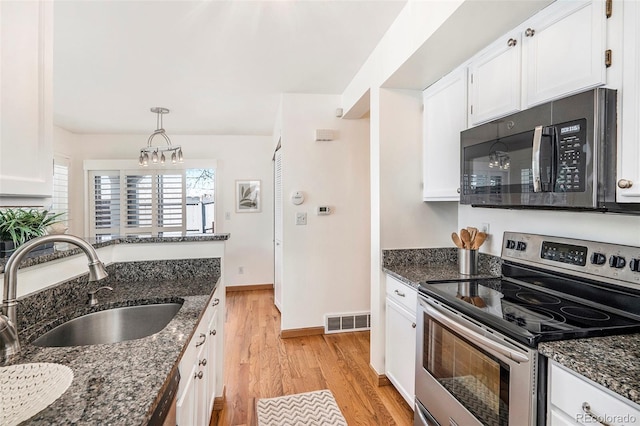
[88,286,113,306]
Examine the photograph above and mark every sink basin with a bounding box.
[33,303,182,347]
[0,362,73,425]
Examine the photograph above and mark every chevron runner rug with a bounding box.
[256,389,348,426]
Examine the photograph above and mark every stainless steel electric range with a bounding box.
[415,232,640,426]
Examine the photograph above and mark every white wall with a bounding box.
[459,206,640,256]
[53,130,274,288]
[380,88,457,249]
[368,88,459,374]
[279,93,371,331]
[342,1,464,115]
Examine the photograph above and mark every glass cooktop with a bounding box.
[419,278,640,347]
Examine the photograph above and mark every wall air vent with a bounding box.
[315,129,336,141]
[325,312,371,334]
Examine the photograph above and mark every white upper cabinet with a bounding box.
[617,0,640,203]
[468,33,522,127]
[0,1,54,198]
[467,0,607,127]
[522,0,606,108]
[423,66,467,201]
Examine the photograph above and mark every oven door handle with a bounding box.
[423,301,530,364]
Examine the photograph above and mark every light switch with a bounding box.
[295,212,307,225]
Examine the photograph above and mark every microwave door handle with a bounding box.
[532,125,543,192]
[424,302,529,364]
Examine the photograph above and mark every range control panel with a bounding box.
[502,232,640,287]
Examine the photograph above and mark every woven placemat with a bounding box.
[256,389,348,426]
[0,362,74,426]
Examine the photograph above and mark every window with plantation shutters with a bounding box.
[90,171,122,239]
[89,169,186,239]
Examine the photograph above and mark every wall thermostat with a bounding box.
[291,191,305,205]
[316,206,332,215]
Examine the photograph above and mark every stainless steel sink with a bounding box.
[33,303,182,347]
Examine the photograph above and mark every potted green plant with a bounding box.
[0,208,65,258]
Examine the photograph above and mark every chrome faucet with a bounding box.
[88,286,113,306]
[1,234,108,363]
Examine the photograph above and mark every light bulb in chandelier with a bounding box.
[160,152,166,164]
[171,151,177,164]
[152,150,159,163]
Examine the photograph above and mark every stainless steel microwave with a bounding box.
[460,88,638,214]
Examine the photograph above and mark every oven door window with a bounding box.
[424,315,510,426]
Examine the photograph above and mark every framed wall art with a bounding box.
[235,180,261,213]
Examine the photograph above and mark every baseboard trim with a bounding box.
[226,283,273,292]
[370,364,391,387]
[280,326,325,339]
[213,386,226,411]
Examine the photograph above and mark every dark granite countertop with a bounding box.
[382,247,500,289]
[539,335,640,405]
[6,259,221,425]
[0,234,230,273]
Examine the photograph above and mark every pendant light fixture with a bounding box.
[138,107,183,166]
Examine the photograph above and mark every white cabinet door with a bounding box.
[548,361,640,426]
[385,298,416,407]
[617,0,640,203]
[423,67,467,201]
[522,0,606,108]
[177,289,222,426]
[0,1,54,198]
[468,33,522,126]
[205,306,219,415]
[177,361,201,426]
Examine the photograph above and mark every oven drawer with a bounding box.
[386,275,417,313]
[549,361,640,426]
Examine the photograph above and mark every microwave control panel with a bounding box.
[554,118,587,193]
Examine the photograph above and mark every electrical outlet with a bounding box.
[238,266,244,274]
[296,212,307,225]
[481,223,490,234]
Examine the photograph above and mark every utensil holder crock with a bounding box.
[458,249,478,275]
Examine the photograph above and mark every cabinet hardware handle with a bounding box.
[195,333,206,347]
[394,289,405,297]
[199,358,207,367]
[210,329,217,336]
[525,28,535,37]
[195,371,204,380]
[618,179,633,189]
[212,298,220,306]
[457,188,461,194]
[412,323,416,328]
[507,38,517,47]
[582,402,613,426]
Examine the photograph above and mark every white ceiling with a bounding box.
[53,0,407,136]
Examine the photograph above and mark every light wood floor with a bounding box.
[216,289,413,426]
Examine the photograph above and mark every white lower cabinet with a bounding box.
[176,287,221,425]
[548,361,640,426]
[385,275,417,408]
